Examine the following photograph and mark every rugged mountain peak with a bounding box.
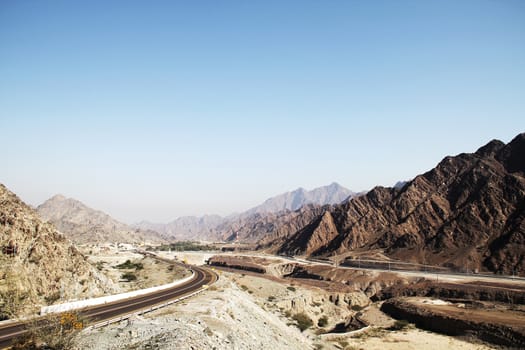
[475,139,505,158]
[48,194,67,202]
[497,132,525,174]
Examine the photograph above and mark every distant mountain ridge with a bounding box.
[134,182,355,241]
[244,182,355,215]
[37,195,165,244]
[134,214,224,241]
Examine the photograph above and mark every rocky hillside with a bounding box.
[37,195,165,244]
[274,133,525,275]
[218,204,326,243]
[0,184,117,317]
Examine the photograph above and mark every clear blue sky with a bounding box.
[1,0,524,223]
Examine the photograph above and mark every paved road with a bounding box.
[0,264,216,349]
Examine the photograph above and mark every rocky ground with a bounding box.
[74,272,312,350]
[71,252,512,350]
[381,297,525,348]
[84,247,189,292]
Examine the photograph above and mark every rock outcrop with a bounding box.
[276,133,525,274]
[0,184,117,317]
[277,211,339,256]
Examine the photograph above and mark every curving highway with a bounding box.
[0,264,216,349]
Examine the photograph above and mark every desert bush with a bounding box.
[44,292,61,304]
[115,259,143,270]
[388,319,410,331]
[317,315,328,327]
[12,312,84,350]
[152,241,216,252]
[293,312,313,332]
[350,304,363,311]
[121,272,137,281]
[287,286,296,292]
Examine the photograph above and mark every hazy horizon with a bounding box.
[2,1,524,223]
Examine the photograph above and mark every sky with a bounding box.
[1,0,524,223]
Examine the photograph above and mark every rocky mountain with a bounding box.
[37,195,165,244]
[217,204,327,243]
[135,215,224,241]
[134,182,355,241]
[244,182,355,216]
[273,133,525,275]
[0,184,117,317]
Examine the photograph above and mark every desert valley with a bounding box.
[1,133,524,349]
[2,2,524,349]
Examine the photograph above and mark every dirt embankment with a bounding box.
[373,279,525,304]
[207,255,411,296]
[381,297,525,348]
[207,256,267,274]
[208,254,525,348]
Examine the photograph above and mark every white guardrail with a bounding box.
[40,271,195,315]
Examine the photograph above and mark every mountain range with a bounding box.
[23,133,525,275]
[262,133,525,274]
[134,182,355,241]
[243,182,355,215]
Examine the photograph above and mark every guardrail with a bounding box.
[87,267,219,330]
[85,285,206,330]
[41,272,195,315]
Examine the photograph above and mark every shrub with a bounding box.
[350,304,364,311]
[115,259,143,270]
[287,286,296,292]
[152,241,216,252]
[44,292,61,304]
[121,272,137,281]
[317,315,328,327]
[292,313,313,332]
[267,296,275,302]
[388,319,410,331]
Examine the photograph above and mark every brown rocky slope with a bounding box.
[0,184,117,318]
[274,133,525,274]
